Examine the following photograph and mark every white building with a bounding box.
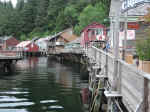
[35,37,49,52]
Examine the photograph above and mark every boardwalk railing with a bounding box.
[61,48,83,54]
[86,46,150,112]
[48,47,84,55]
[0,50,23,58]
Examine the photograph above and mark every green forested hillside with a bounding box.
[0,0,110,40]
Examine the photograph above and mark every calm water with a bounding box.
[0,57,88,112]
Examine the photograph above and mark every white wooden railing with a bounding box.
[0,49,23,59]
[86,46,150,112]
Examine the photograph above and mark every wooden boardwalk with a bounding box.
[85,46,150,112]
[48,48,83,55]
[0,56,22,60]
[0,50,23,60]
[0,50,23,72]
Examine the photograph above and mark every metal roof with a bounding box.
[16,41,31,48]
[67,37,81,44]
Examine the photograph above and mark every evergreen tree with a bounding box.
[74,3,108,35]
[47,0,68,31]
[55,10,69,32]
[35,0,49,33]
[0,0,110,39]
[21,0,37,35]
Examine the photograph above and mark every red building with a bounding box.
[16,41,39,53]
[1,36,20,50]
[81,22,107,47]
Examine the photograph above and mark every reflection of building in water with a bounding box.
[36,57,48,73]
[37,57,48,67]
[59,71,73,88]
[54,63,87,89]
[54,63,73,88]
[28,57,38,68]
[16,57,38,70]
[16,59,30,70]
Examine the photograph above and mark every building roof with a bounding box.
[60,28,78,42]
[6,37,20,46]
[127,3,150,16]
[36,37,49,43]
[16,41,31,48]
[31,37,39,42]
[48,28,78,42]
[67,36,81,44]
[48,32,63,41]
[109,0,150,17]
[81,22,105,33]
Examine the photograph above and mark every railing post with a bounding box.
[99,50,101,67]
[98,51,100,66]
[112,7,120,91]
[143,78,149,112]
[105,54,108,77]
[94,49,97,62]
[117,61,122,93]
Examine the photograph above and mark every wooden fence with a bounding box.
[86,46,150,112]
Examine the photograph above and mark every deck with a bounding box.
[0,50,23,72]
[0,50,23,61]
[48,48,83,55]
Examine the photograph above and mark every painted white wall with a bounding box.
[36,41,48,51]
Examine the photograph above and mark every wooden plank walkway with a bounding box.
[0,56,22,60]
[85,46,150,112]
[0,50,23,60]
[60,48,83,54]
[48,48,83,55]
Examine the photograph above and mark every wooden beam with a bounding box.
[143,78,149,112]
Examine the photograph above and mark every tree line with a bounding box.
[0,0,110,40]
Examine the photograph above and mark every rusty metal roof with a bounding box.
[60,28,78,42]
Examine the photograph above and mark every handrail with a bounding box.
[91,46,114,59]
[119,59,150,80]
[86,46,150,112]
[0,50,23,58]
[91,46,150,80]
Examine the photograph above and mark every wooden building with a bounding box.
[0,36,19,50]
[16,41,39,56]
[80,22,107,47]
[65,37,82,49]
[35,37,49,54]
[48,28,78,54]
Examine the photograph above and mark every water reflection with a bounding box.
[0,109,28,112]
[0,57,88,112]
[40,100,58,103]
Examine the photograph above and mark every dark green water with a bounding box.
[0,57,88,112]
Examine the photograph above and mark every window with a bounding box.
[96,28,103,35]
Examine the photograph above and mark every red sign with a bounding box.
[128,22,139,29]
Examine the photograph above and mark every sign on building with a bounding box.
[122,0,150,12]
[119,30,135,47]
[128,22,139,30]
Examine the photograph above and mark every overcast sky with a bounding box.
[1,0,17,7]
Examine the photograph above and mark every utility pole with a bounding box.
[122,5,128,60]
[112,4,121,91]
